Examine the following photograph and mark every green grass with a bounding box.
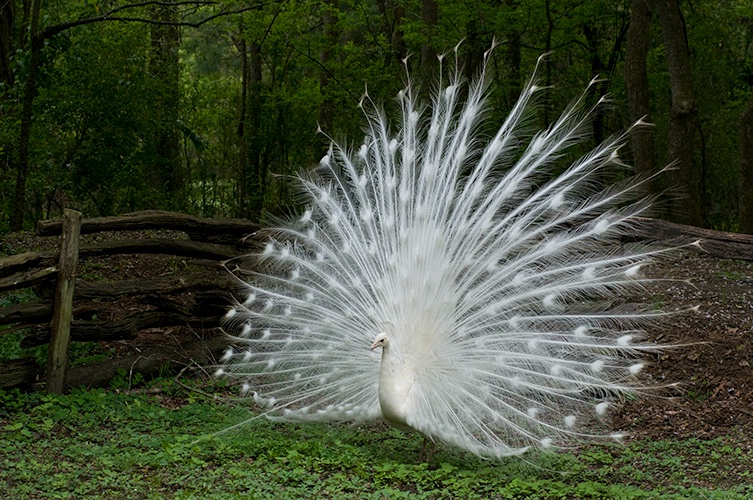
[1,382,751,499]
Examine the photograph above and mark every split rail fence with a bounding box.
[0,210,259,392]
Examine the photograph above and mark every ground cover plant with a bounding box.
[1,380,752,499]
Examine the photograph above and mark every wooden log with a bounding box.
[0,357,39,388]
[0,302,52,327]
[0,266,57,293]
[632,217,753,260]
[62,335,229,389]
[0,239,240,277]
[46,209,82,394]
[37,210,259,238]
[78,238,239,261]
[2,294,227,344]
[74,273,231,299]
[0,282,229,327]
[0,322,41,338]
[21,311,193,347]
[1,335,229,389]
[0,251,57,279]
[186,231,254,245]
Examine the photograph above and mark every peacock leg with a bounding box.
[418,436,436,463]
[424,441,436,463]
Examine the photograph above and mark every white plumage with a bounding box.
[219,50,666,459]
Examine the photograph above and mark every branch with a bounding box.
[38,1,277,40]
[283,39,356,99]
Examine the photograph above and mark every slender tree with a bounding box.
[624,0,655,194]
[0,0,18,216]
[420,0,438,87]
[236,33,265,220]
[502,0,522,109]
[739,93,753,234]
[582,12,629,147]
[148,3,183,206]
[655,0,705,227]
[10,0,41,231]
[318,0,338,132]
[0,0,14,88]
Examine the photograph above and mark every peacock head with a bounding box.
[370,332,388,350]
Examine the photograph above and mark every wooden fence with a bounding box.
[0,210,259,392]
[1,209,752,393]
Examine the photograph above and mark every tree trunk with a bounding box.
[318,0,338,131]
[420,0,438,88]
[236,34,248,218]
[389,2,406,63]
[237,38,264,220]
[463,19,485,83]
[0,0,14,88]
[739,93,753,234]
[503,0,522,109]
[582,15,628,190]
[248,41,267,218]
[0,0,16,218]
[582,24,607,146]
[625,0,655,196]
[149,4,182,207]
[655,0,705,227]
[542,0,555,127]
[10,0,41,231]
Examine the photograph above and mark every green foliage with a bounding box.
[0,289,37,308]
[0,330,46,365]
[69,342,115,367]
[1,0,752,227]
[0,288,115,366]
[0,383,751,498]
[34,21,164,216]
[0,290,45,363]
[108,367,145,390]
[0,327,114,367]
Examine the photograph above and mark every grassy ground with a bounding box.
[1,380,751,499]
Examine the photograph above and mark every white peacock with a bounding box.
[217,48,679,460]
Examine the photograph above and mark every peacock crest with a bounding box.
[218,48,672,459]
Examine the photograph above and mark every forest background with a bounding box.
[1,0,752,234]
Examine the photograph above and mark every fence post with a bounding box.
[46,209,82,394]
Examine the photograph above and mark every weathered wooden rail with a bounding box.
[632,218,753,261]
[0,210,259,391]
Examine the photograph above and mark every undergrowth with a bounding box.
[1,381,751,499]
[0,289,115,367]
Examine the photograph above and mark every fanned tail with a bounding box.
[218,49,672,458]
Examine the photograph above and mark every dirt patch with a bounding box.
[614,251,753,445]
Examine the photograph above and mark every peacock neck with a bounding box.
[377,342,415,432]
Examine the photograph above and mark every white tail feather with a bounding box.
[219,53,669,458]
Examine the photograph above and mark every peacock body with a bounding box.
[219,51,667,459]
